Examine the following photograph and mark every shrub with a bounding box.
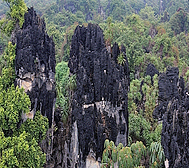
[101,140,146,168]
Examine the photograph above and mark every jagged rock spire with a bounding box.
[12,7,56,126]
[154,67,189,167]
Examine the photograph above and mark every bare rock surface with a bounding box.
[154,67,189,168]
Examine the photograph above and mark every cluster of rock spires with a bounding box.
[66,24,130,167]
[154,67,189,168]
[47,24,130,168]
[12,7,189,168]
[12,7,130,167]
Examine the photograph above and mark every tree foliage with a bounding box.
[150,142,165,167]
[128,75,159,124]
[0,42,48,167]
[0,0,27,36]
[0,42,16,89]
[101,140,146,168]
[101,139,164,168]
[55,61,76,122]
[0,85,30,136]
[18,111,49,143]
[169,8,189,35]
[0,131,46,168]
[1,1,188,167]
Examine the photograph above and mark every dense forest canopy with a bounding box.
[0,0,189,167]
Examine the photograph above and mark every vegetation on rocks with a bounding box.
[0,0,189,167]
[0,42,48,167]
[0,2,48,166]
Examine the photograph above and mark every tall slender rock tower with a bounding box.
[12,7,56,126]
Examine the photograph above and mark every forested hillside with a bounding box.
[0,0,189,167]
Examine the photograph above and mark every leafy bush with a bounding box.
[129,113,151,146]
[0,42,47,167]
[142,74,158,123]
[18,111,49,143]
[128,75,159,125]
[149,124,162,143]
[117,53,126,65]
[129,112,162,147]
[55,61,69,121]
[150,142,165,168]
[0,85,30,136]
[55,61,76,122]
[128,78,142,113]
[0,131,46,168]
[0,42,16,90]
[101,140,146,168]
[131,141,146,167]
[101,139,165,168]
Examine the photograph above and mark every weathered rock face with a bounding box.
[153,67,183,120]
[154,67,189,167]
[65,24,130,167]
[12,7,56,126]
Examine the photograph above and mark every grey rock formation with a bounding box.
[12,7,56,126]
[153,67,183,120]
[46,24,130,168]
[154,67,189,167]
[65,24,130,168]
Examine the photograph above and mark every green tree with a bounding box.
[128,75,159,125]
[142,75,159,124]
[55,61,75,122]
[0,85,30,136]
[0,42,16,90]
[127,0,145,14]
[0,42,48,167]
[18,111,49,143]
[104,17,114,45]
[153,32,174,67]
[161,11,170,22]
[0,0,27,36]
[129,113,151,146]
[171,32,189,76]
[169,8,189,35]
[0,131,46,168]
[139,5,156,22]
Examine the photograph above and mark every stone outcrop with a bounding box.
[153,67,184,120]
[62,24,130,168]
[12,7,56,126]
[154,67,189,167]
